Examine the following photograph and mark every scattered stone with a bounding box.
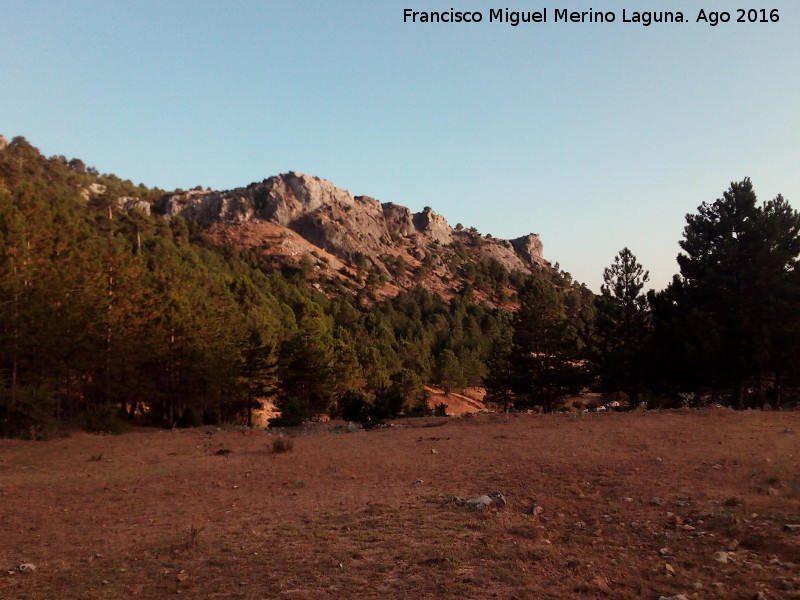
[465,491,506,511]
[17,563,37,573]
[768,487,780,496]
[783,524,800,532]
[430,449,437,455]
[659,547,671,556]
[728,539,740,551]
[624,497,634,503]
[754,593,768,600]
[527,502,544,516]
[664,563,676,576]
[650,497,665,506]
[411,479,424,485]
[590,575,611,592]
[784,427,795,434]
[215,448,231,456]
[691,582,703,590]
[658,595,688,600]
[713,551,729,564]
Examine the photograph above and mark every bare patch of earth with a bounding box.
[2,409,799,599]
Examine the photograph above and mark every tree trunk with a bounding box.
[733,378,744,410]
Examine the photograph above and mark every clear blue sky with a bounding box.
[2,0,798,291]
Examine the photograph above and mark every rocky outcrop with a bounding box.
[80,183,108,202]
[412,207,453,245]
[511,233,545,266]
[257,172,356,226]
[116,196,151,215]
[0,135,9,151]
[156,188,253,224]
[382,202,415,237]
[155,171,545,281]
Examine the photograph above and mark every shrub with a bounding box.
[177,406,202,428]
[272,437,294,453]
[0,384,60,440]
[80,403,128,434]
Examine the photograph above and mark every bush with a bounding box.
[0,384,60,440]
[269,396,307,427]
[80,403,128,434]
[335,390,369,422]
[177,406,203,428]
[272,437,294,453]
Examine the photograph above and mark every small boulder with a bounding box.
[465,491,506,511]
[713,551,729,564]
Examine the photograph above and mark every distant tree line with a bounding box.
[1,138,798,438]
[488,177,800,412]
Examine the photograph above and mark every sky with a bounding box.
[2,0,798,292]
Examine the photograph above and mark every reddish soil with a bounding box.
[426,386,488,415]
[2,409,800,599]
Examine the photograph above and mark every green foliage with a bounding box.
[594,248,651,408]
[0,137,596,435]
[650,178,800,407]
[80,403,129,434]
[0,381,59,439]
[485,274,593,412]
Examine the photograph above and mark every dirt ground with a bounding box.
[2,408,799,599]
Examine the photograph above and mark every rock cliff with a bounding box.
[152,172,546,298]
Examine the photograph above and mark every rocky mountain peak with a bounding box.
[511,234,545,266]
[153,172,547,298]
[412,206,453,245]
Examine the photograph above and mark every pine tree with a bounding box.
[673,178,800,408]
[594,248,650,408]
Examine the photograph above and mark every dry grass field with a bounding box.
[2,409,800,599]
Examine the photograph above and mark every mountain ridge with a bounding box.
[148,171,548,301]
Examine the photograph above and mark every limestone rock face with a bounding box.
[511,233,545,266]
[259,172,356,226]
[0,135,9,151]
[382,202,415,236]
[477,238,532,273]
[155,171,547,292]
[157,188,253,225]
[80,183,108,202]
[412,207,453,245]
[116,196,151,215]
